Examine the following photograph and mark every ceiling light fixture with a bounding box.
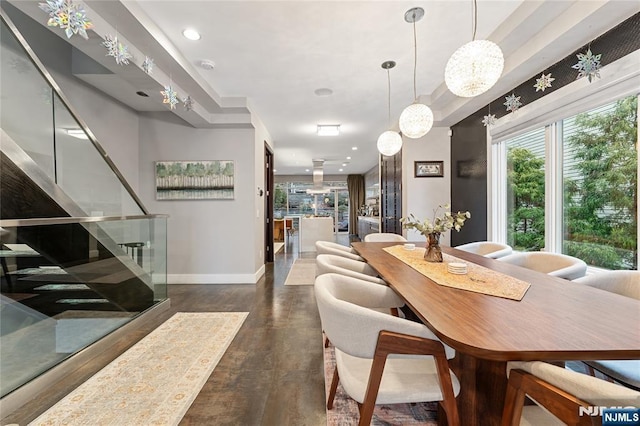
[398,7,434,139]
[317,124,340,136]
[377,60,403,156]
[182,28,201,41]
[352,146,358,151]
[444,0,504,97]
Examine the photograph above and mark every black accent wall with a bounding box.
[451,13,640,246]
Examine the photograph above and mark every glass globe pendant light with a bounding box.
[398,7,434,139]
[444,0,504,98]
[377,60,402,156]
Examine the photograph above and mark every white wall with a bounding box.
[139,113,262,284]
[402,127,453,245]
[253,113,273,272]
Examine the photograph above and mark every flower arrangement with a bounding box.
[401,204,471,235]
[401,204,471,262]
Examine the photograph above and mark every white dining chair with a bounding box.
[498,251,587,280]
[573,270,640,390]
[503,361,640,425]
[363,233,407,243]
[454,241,512,259]
[315,240,364,262]
[315,273,460,425]
[315,254,385,285]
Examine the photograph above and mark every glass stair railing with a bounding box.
[0,215,167,398]
[0,6,169,402]
[0,7,146,218]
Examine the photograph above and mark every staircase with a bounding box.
[0,7,168,401]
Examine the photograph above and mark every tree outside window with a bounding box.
[563,96,638,269]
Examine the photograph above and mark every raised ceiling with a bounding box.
[7,1,639,176]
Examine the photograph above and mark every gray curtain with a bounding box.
[347,174,365,235]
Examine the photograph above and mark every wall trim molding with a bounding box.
[168,265,265,284]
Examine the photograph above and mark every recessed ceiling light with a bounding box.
[339,168,344,172]
[182,28,201,41]
[352,146,358,151]
[346,156,351,160]
[314,88,333,97]
[305,169,310,172]
[317,124,340,136]
[342,163,347,167]
[273,169,277,173]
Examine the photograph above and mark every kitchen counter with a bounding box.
[300,216,334,252]
[357,216,380,240]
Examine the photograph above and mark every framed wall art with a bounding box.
[155,160,234,200]
[414,161,444,178]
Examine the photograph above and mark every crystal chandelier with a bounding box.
[377,61,402,156]
[398,7,433,139]
[444,0,504,98]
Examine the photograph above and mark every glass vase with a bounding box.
[424,232,443,262]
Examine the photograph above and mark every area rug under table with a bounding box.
[29,312,248,426]
[284,258,317,285]
[323,337,438,425]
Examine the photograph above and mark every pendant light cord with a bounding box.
[412,17,418,101]
[386,68,392,127]
[472,0,477,41]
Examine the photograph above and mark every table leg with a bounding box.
[451,353,507,426]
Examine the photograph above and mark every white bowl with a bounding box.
[403,243,416,251]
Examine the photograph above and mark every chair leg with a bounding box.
[327,367,340,410]
[324,335,331,348]
[390,307,399,317]
[358,353,387,426]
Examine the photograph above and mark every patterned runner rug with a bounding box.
[323,337,438,425]
[29,312,248,426]
[284,258,316,285]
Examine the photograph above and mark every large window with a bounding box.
[492,95,638,270]
[273,181,349,233]
[505,128,546,251]
[562,97,638,269]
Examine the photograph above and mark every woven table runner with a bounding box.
[383,245,530,301]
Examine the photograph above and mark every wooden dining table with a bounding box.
[351,242,640,426]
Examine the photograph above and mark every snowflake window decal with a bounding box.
[482,114,496,127]
[142,56,154,75]
[534,72,555,92]
[161,85,179,110]
[572,48,602,83]
[39,0,93,40]
[182,96,194,112]
[504,94,522,113]
[102,34,133,66]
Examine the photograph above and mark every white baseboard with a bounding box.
[168,264,265,284]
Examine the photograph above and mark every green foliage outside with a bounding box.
[507,148,545,251]
[564,96,637,269]
[507,96,637,269]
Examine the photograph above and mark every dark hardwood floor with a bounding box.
[1,244,327,426]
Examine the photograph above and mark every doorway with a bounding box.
[264,143,274,262]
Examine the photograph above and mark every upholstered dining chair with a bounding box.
[455,241,512,259]
[363,233,407,243]
[315,273,460,425]
[498,251,587,280]
[315,240,364,262]
[573,270,640,391]
[315,254,385,285]
[502,361,640,426]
